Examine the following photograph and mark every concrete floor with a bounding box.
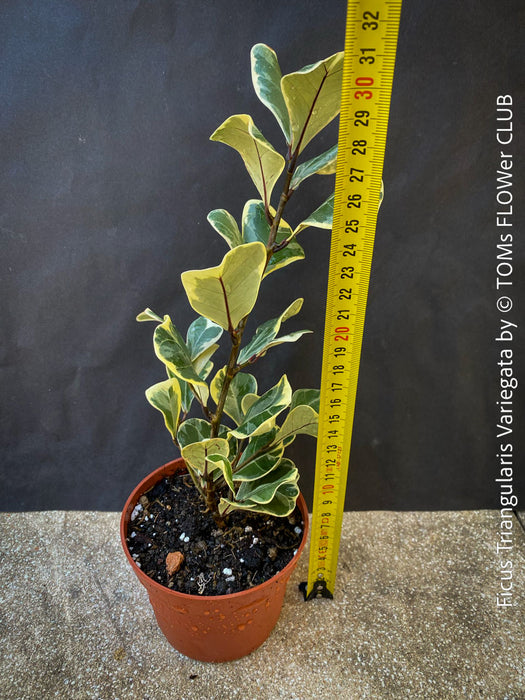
[1,510,524,699]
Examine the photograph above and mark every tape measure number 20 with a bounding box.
[302,0,402,601]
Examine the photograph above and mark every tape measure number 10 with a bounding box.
[303,0,402,600]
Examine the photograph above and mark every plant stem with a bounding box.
[210,150,303,444]
[206,126,316,520]
[210,318,246,439]
[208,67,329,465]
[266,154,297,257]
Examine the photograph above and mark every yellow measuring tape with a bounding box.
[303,0,402,600]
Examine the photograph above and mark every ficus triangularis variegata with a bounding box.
[137,43,349,524]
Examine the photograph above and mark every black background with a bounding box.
[2,0,523,511]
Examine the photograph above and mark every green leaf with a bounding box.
[243,329,311,364]
[205,454,235,493]
[250,43,291,144]
[233,447,283,482]
[181,438,229,477]
[241,392,260,416]
[154,316,207,388]
[293,182,382,237]
[177,418,212,449]
[186,317,223,364]
[136,308,164,323]
[238,298,310,364]
[192,346,218,376]
[290,144,337,190]
[294,193,334,236]
[145,377,182,441]
[210,369,258,425]
[177,417,229,449]
[219,481,299,517]
[179,380,194,415]
[209,366,225,405]
[236,458,298,504]
[242,200,304,276]
[237,428,279,466]
[254,480,300,516]
[275,404,319,443]
[290,388,320,412]
[230,375,292,439]
[172,360,213,415]
[281,51,343,154]
[210,114,285,205]
[181,241,267,331]
[207,209,243,249]
[219,466,299,516]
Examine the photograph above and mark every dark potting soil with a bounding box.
[125,473,304,596]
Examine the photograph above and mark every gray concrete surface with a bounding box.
[1,510,524,700]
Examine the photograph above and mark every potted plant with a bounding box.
[120,42,343,662]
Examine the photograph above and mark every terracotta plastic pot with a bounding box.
[120,458,309,662]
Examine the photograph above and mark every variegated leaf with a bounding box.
[145,377,182,441]
[250,43,291,144]
[181,438,229,477]
[181,241,267,331]
[207,209,243,249]
[294,181,383,236]
[210,114,285,206]
[206,454,235,493]
[290,144,337,190]
[294,193,334,236]
[236,458,298,504]
[230,375,292,439]
[242,199,304,276]
[154,316,207,388]
[177,417,212,449]
[177,416,229,448]
[136,307,163,323]
[210,369,258,426]
[281,51,343,154]
[186,317,223,363]
[233,447,283,482]
[219,471,299,516]
[192,348,217,377]
[275,404,319,443]
[238,298,309,364]
[290,388,320,412]
[171,360,213,415]
[236,428,279,466]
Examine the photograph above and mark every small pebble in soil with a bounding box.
[166,551,184,576]
[130,504,142,521]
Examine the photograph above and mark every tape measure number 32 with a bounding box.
[302,0,402,601]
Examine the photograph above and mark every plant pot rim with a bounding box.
[120,458,309,602]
